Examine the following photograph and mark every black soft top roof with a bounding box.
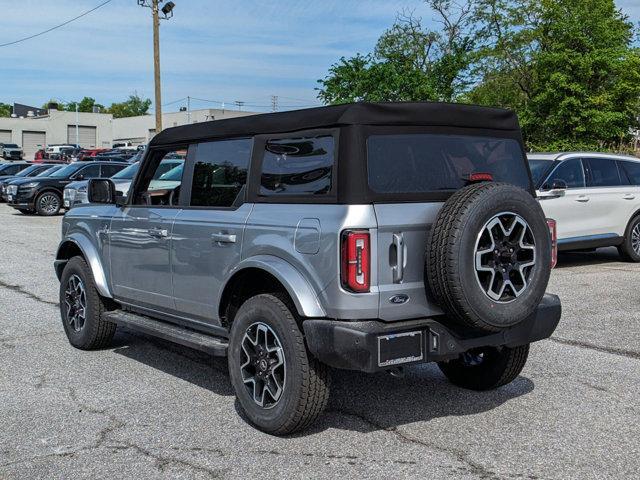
[149,101,520,146]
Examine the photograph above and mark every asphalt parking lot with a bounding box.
[0,204,638,479]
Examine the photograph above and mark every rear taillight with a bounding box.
[547,218,557,269]
[341,230,370,293]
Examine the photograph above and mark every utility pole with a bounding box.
[152,0,162,133]
[75,103,79,147]
[271,95,278,112]
[187,96,191,124]
[138,1,176,134]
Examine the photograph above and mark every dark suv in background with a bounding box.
[0,163,61,202]
[7,161,128,215]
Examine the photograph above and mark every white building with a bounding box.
[0,107,257,160]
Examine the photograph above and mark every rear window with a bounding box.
[367,134,530,194]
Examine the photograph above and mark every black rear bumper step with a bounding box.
[303,293,561,373]
[103,310,228,356]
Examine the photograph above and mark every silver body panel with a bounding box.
[58,200,443,326]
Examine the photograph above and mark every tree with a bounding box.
[108,94,152,118]
[317,2,475,104]
[0,103,11,117]
[318,0,640,151]
[65,97,105,113]
[468,0,640,149]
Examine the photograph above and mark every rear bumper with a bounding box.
[303,293,561,373]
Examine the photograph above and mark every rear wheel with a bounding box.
[35,191,61,216]
[438,344,530,390]
[618,215,640,262]
[228,294,330,435]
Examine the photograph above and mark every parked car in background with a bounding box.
[77,148,108,161]
[34,149,46,162]
[1,165,65,202]
[63,158,183,209]
[0,163,61,201]
[1,143,24,160]
[6,160,128,216]
[44,144,77,159]
[0,161,30,177]
[529,152,640,261]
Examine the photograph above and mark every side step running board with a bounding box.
[103,310,228,356]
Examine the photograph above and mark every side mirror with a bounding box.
[88,179,116,204]
[538,179,567,198]
[550,179,567,191]
[73,174,85,180]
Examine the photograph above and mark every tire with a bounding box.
[438,344,530,391]
[59,256,117,350]
[617,215,640,262]
[426,182,551,332]
[35,191,62,216]
[228,294,330,435]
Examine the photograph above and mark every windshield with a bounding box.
[158,164,184,181]
[16,165,42,177]
[36,166,64,177]
[48,163,82,178]
[112,162,140,179]
[367,134,531,194]
[528,159,554,187]
[3,144,19,149]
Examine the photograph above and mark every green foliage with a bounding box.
[108,94,152,118]
[318,2,476,104]
[65,97,105,113]
[319,0,640,152]
[0,103,11,117]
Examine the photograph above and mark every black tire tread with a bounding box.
[438,344,530,391]
[61,256,116,349]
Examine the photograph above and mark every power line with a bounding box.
[0,0,113,48]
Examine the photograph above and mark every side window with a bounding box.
[190,138,252,207]
[620,161,640,185]
[585,158,624,187]
[76,164,101,179]
[259,135,334,196]
[544,159,585,189]
[133,148,187,206]
[6,165,21,175]
[101,164,125,177]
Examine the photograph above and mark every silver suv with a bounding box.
[55,102,561,434]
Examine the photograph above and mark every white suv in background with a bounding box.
[528,152,640,261]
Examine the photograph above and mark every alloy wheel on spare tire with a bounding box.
[36,192,61,216]
[426,182,551,332]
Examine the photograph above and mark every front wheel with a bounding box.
[438,344,530,391]
[228,294,330,435]
[35,191,62,216]
[618,215,640,262]
[60,256,117,350]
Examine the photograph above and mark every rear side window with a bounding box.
[77,164,101,179]
[101,164,126,177]
[620,161,640,185]
[367,134,530,193]
[585,158,626,187]
[544,159,585,189]
[259,135,334,196]
[190,138,252,207]
[1,164,21,175]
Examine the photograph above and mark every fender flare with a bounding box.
[55,233,112,298]
[221,255,326,318]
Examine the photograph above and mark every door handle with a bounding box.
[148,227,168,238]
[211,232,237,244]
[576,195,590,202]
[392,233,405,283]
[623,194,635,200]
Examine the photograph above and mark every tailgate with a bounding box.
[374,203,445,321]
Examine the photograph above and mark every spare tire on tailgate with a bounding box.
[426,182,551,332]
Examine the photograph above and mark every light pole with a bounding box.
[137,1,176,134]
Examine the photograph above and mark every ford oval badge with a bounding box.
[389,294,409,305]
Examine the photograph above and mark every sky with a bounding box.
[1,0,639,114]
